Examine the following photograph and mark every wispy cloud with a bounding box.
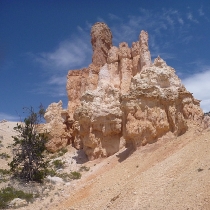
[182,67,210,112]
[29,6,208,101]
[181,35,193,44]
[34,37,91,71]
[48,76,66,86]
[33,83,67,97]
[187,12,199,23]
[108,13,122,21]
[106,9,210,113]
[0,112,20,121]
[111,9,189,62]
[178,17,184,25]
[106,6,209,64]
[198,7,204,16]
[29,29,92,98]
[30,75,67,98]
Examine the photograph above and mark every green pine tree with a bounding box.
[9,105,48,182]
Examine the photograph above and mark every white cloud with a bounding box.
[31,82,67,97]
[46,76,67,97]
[31,75,68,97]
[30,25,92,73]
[29,7,208,101]
[178,17,184,25]
[181,35,193,44]
[35,37,91,70]
[182,69,210,112]
[47,76,66,86]
[30,29,92,98]
[97,17,105,23]
[108,13,122,21]
[187,12,199,23]
[109,8,193,49]
[187,12,193,20]
[198,7,204,16]
[156,53,175,60]
[0,112,19,121]
[166,15,174,25]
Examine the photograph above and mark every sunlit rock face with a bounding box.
[121,56,203,148]
[139,30,151,70]
[74,64,124,160]
[43,101,68,152]
[45,22,203,159]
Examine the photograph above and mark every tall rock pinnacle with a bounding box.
[91,22,113,66]
[139,30,151,70]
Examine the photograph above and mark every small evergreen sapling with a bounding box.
[9,105,48,182]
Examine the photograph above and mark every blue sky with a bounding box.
[0,0,210,121]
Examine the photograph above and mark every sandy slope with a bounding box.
[0,121,18,170]
[56,125,210,210]
[1,121,210,209]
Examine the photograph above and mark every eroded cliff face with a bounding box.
[121,57,198,148]
[45,22,204,159]
[74,65,124,160]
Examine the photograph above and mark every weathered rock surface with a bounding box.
[66,65,101,118]
[203,114,210,129]
[9,198,27,208]
[74,65,124,160]
[119,42,133,94]
[91,22,113,67]
[131,41,140,76]
[43,101,69,152]
[45,22,204,159]
[139,30,151,70]
[121,56,202,148]
[107,46,120,89]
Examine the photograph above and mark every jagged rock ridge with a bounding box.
[43,22,203,159]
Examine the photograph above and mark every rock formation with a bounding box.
[42,101,69,152]
[44,22,204,159]
[121,56,197,148]
[91,22,113,67]
[139,30,151,69]
[66,22,113,118]
[203,112,210,129]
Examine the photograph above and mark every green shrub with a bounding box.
[58,148,68,157]
[45,168,57,177]
[50,154,57,159]
[79,166,90,172]
[52,160,65,169]
[56,172,71,182]
[55,171,81,181]
[0,169,10,183]
[0,186,33,208]
[50,148,68,159]
[0,152,10,160]
[0,168,10,175]
[70,171,81,180]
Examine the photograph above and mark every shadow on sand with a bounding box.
[72,149,89,164]
[116,145,134,163]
